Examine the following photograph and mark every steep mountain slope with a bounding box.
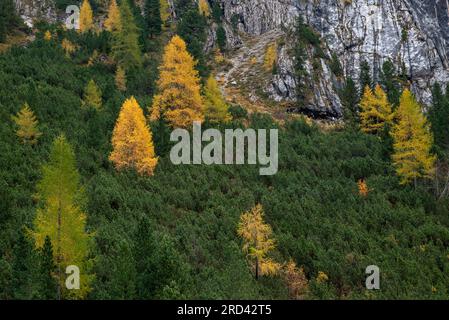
[12,0,449,118]
[214,0,449,116]
[216,29,288,119]
[15,0,57,26]
[2,0,449,300]
[1,40,449,300]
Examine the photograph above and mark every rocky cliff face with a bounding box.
[12,0,449,118]
[14,0,57,27]
[217,0,449,117]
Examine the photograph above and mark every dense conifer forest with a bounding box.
[1,0,449,300]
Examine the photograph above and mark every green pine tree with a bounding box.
[133,217,186,299]
[429,83,449,155]
[112,0,142,70]
[0,0,19,43]
[294,16,308,108]
[177,7,209,78]
[359,60,372,97]
[212,1,222,23]
[380,59,401,106]
[11,231,35,299]
[128,0,148,46]
[330,53,343,78]
[216,25,226,52]
[0,13,5,43]
[151,115,172,157]
[145,0,162,38]
[340,77,360,129]
[0,257,13,299]
[134,217,154,299]
[38,236,57,299]
[89,231,137,299]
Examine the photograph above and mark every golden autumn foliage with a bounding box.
[264,42,277,72]
[360,84,393,135]
[213,48,225,63]
[316,271,329,283]
[115,65,127,92]
[79,0,94,33]
[357,179,369,197]
[31,135,93,299]
[44,30,52,41]
[12,103,42,145]
[61,38,76,57]
[282,260,309,300]
[104,0,122,32]
[111,0,142,70]
[198,0,211,17]
[150,35,204,128]
[391,89,436,185]
[110,96,158,176]
[82,79,102,110]
[160,0,170,26]
[237,204,281,279]
[203,75,231,123]
[87,49,99,66]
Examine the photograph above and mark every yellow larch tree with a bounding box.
[104,0,122,32]
[264,42,277,72]
[391,89,436,185]
[110,96,158,176]
[87,49,99,66]
[61,38,76,57]
[359,84,393,135]
[115,65,127,92]
[31,135,93,299]
[237,204,281,279]
[44,30,52,41]
[12,103,42,145]
[282,259,309,300]
[160,0,170,26]
[82,79,102,110]
[150,35,204,128]
[203,75,231,123]
[79,0,94,33]
[213,48,225,64]
[316,271,329,283]
[198,0,211,17]
[357,179,369,197]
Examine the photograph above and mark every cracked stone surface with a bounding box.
[215,0,449,117]
[14,0,449,118]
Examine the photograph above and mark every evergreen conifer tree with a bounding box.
[145,0,162,38]
[391,89,436,185]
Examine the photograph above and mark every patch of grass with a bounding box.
[0,31,30,53]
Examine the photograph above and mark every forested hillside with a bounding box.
[1,0,449,300]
